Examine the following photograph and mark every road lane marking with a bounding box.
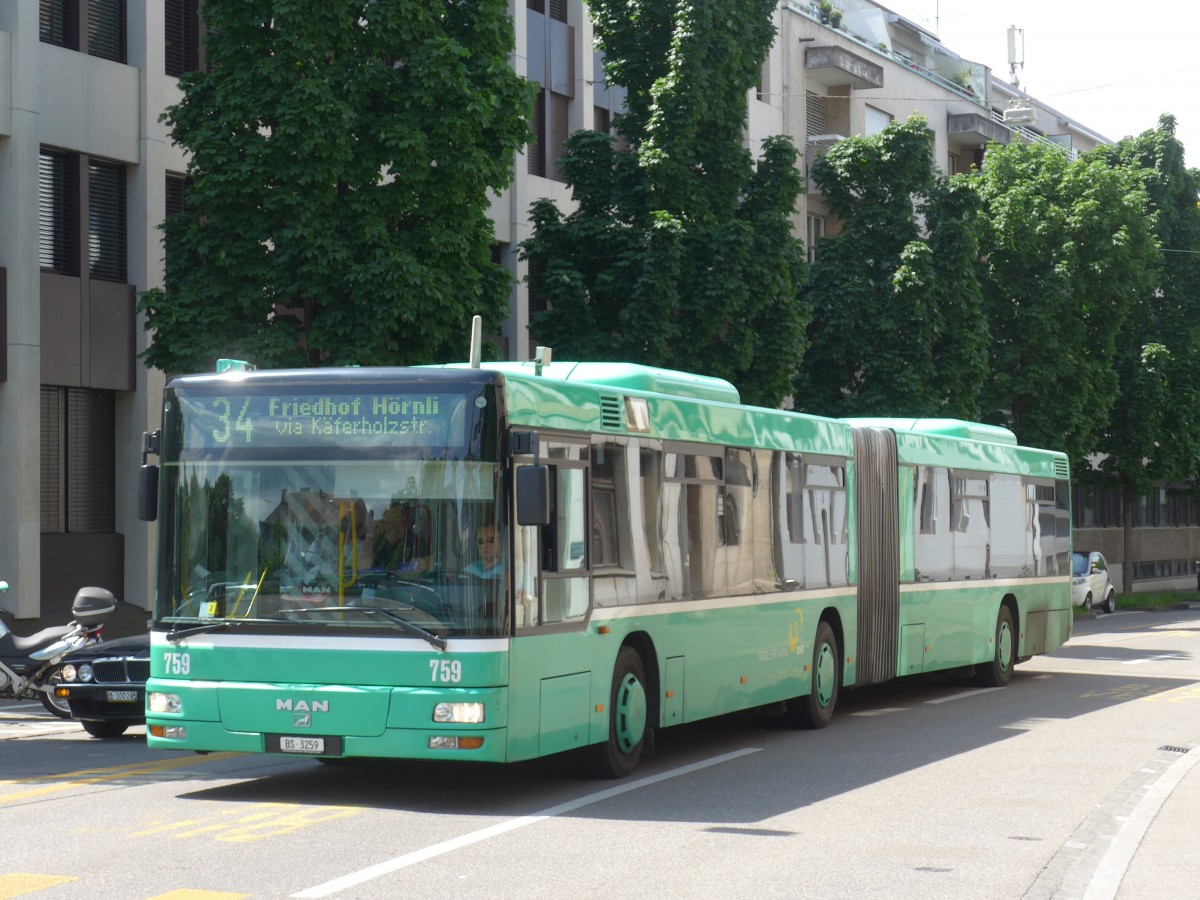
[0,753,242,805]
[925,687,1003,704]
[0,874,77,898]
[148,891,250,899]
[292,747,762,898]
[1083,745,1200,900]
[1122,653,1181,665]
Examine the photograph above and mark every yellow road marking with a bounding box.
[0,874,76,898]
[0,753,241,805]
[1080,683,1173,702]
[133,802,360,842]
[1142,684,1200,703]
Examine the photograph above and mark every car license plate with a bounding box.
[105,690,138,702]
[279,736,325,754]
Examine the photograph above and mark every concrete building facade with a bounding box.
[0,1,1181,625]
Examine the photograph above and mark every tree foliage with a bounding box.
[972,140,1159,465]
[521,0,808,408]
[139,0,534,373]
[1085,117,1200,589]
[793,115,987,418]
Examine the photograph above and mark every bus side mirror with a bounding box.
[516,465,550,527]
[138,465,159,522]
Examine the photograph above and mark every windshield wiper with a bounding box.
[304,606,448,651]
[166,621,232,644]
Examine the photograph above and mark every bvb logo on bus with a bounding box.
[788,609,805,655]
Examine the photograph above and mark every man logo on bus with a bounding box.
[276,699,329,713]
[294,714,312,728]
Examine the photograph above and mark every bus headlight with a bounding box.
[432,702,485,724]
[148,692,183,714]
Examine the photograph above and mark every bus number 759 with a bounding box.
[430,660,462,683]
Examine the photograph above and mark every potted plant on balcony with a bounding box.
[830,8,843,28]
[951,69,976,95]
[817,1,832,24]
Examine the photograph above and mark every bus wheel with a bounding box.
[976,605,1015,688]
[786,620,839,729]
[589,646,648,778]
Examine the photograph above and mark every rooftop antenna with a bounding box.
[1007,25,1024,88]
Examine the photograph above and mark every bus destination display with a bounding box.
[180,391,467,449]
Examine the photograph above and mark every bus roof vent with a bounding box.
[563,363,741,404]
[1055,458,1070,480]
[599,394,624,431]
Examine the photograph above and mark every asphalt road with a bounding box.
[2,606,1198,899]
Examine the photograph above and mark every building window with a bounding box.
[528,89,547,177]
[806,215,825,264]
[87,0,125,61]
[40,0,126,62]
[164,0,201,77]
[39,150,79,276]
[528,90,571,181]
[865,105,892,136]
[39,0,77,48]
[41,387,116,534]
[40,148,129,283]
[88,159,126,282]
[805,91,827,137]
[550,93,570,181]
[526,0,575,184]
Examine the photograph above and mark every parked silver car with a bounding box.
[1072,550,1116,613]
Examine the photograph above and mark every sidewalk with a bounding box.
[1101,744,1200,898]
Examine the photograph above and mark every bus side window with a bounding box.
[534,442,591,626]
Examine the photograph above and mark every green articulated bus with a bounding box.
[141,356,1072,777]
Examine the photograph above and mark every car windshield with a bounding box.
[1072,552,1089,576]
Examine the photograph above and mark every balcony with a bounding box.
[947,112,1011,148]
[805,45,884,90]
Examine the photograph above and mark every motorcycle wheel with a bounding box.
[39,667,73,719]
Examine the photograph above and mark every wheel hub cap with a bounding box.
[614,673,647,752]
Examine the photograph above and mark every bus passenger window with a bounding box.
[556,468,587,571]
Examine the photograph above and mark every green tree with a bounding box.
[1086,116,1200,591]
[139,0,534,373]
[973,140,1158,466]
[794,115,987,418]
[521,0,808,408]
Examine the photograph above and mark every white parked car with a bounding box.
[1072,550,1116,613]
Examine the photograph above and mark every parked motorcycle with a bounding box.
[0,580,116,718]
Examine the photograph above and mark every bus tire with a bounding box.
[786,620,839,729]
[976,605,1015,687]
[589,646,648,778]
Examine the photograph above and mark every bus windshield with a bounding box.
[152,377,509,638]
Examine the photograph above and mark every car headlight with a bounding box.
[148,692,182,714]
[433,702,485,724]
[78,663,94,682]
[61,664,78,683]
